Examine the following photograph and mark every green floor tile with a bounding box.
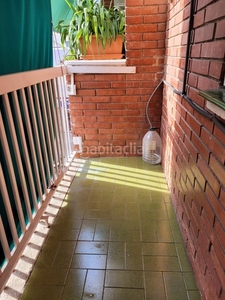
[75,241,108,254]
[187,290,202,300]
[34,240,60,268]
[145,271,166,300]
[144,256,181,271]
[19,157,200,300]
[105,270,144,288]
[84,209,112,219]
[110,228,141,242]
[83,270,105,300]
[52,241,76,268]
[142,242,176,256]
[20,285,64,300]
[107,242,125,269]
[164,272,188,300]
[94,220,111,241]
[78,219,96,240]
[103,288,144,300]
[71,254,107,269]
[125,242,143,270]
[27,267,69,285]
[183,272,199,290]
[47,228,79,241]
[61,269,87,300]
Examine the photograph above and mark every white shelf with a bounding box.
[64,59,136,74]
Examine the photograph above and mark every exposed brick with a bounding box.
[85,134,112,140]
[215,18,225,38]
[144,0,167,4]
[197,75,219,91]
[144,14,167,24]
[193,9,205,28]
[97,103,125,110]
[77,89,95,96]
[141,6,159,15]
[213,125,225,144]
[84,110,111,116]
[219,188,225,210]
[209,154,225,188]
[190,59,209,76]
[187,87,206,108]
[73,116,97,123]
[83,96,111,103]
[96,88,126,96]
[197,154,220,197]
[205,183,225,228]
[188,73,198,88]
[209,61,224,80]
[69,96,82,103]
[186,112,202,136]
[71,103,96,110]
[126,0,143,6]
[214,218,225,257]
[98,116,125,123]
[201,40,225,59]
[200,127,225,165]
[86,122,112,129]
[159,4,167,13]
[81,81,111,89]
[205,0,225,22]
[191,131,210,163]
[190,44,201,58]
[126,15,143,25]
[197,0,213,10]
[193,110,214,133]
[194,23,215,43]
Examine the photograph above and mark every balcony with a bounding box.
[0,62,201,300]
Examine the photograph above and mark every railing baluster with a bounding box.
[54,78,64,168]
[26,86,48,196]
[20,88,43,206]
[48,79,62,171]
[0,113,26,233]
[32,84,52,188]
[38,82,56,182]
[2,94,32,222]
[0,216,11,265]
[56,76,71,163]
[12,90,37,215]
[43,80,59,175]
[0,164,19,247]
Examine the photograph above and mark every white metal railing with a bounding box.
[0,66,74,291]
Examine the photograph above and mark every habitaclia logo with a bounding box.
[83,142,142,155]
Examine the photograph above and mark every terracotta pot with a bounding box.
[81,35,124,60]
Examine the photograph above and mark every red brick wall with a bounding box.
[162,0,225,299]
[69,0,167,157]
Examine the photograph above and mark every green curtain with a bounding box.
[0,0,53,76]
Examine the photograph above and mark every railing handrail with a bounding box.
[0,66,67,95]
[0,65,74,292]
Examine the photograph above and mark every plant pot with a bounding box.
[81,36,124,60]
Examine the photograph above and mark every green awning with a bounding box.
[51,0,73,29]
[0,0,53,76]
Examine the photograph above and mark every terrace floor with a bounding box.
[11,157,200,300]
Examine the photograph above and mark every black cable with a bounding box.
[163,80,225,134]
[145,79,163,129]
[182,0,195,95]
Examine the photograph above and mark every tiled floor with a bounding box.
[19,157,201,300]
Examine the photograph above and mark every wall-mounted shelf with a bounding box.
[64,59,136,74]
[199,89,225,120]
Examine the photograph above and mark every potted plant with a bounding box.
[56,0,125,60]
